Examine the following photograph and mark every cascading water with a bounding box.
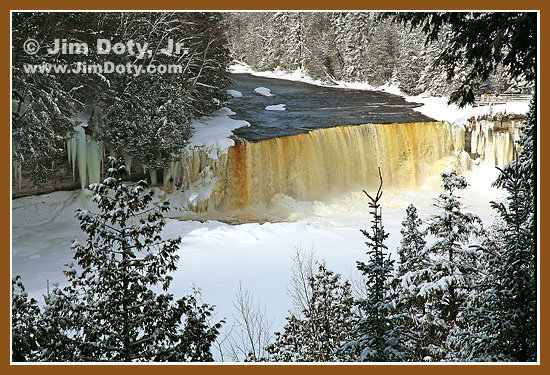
[161,121,476,213]
[57,120,518,214]
[225,122,468,209]
[470,120,521,166]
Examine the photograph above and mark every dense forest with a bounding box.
[223,12,533,98]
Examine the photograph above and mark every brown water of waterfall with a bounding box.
[223,121,465,210]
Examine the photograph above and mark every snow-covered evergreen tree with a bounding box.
[332,12,374,82]
[396,204,426,278]
[340,170,405,362]
[391,204,433,361]
[460,92,536,362]
[11,276,41,361]
[393,12,536,106]
[37,158,222,361]
[462,165,536,361]
[364,19,399,87]
[267,262,355,362]
[11,12,87,183]
[417,171,483,360]
[495,89,536,248]
[12,12,231,184]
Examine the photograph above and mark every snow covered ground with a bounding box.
[187,107,249,151]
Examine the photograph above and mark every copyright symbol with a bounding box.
[23,38,40,55]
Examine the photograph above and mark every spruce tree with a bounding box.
[340,169,404,362]
[396,204,426,278]
[392,204,433,361]
[11,276,41,361]
[267,262,355,362]
[392,12,536,107]
[462,166,536,361]
[37,158,222,362]
[462,94,537,362]
[419,171,482,360]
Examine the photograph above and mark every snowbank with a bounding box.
[400,95,529,125]
[188,107,249,151]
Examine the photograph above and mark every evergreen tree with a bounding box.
[331,12,373,82]
[418,171,482,360]
[396,204,426,278]
[461,166,536,361]
[392,12,536,106]
[461,93,537,362]
[11,12,90,183]
[267,262,355,362]
[340,169,404,362]
[495,89,536,255]
[12,12,231,183]
[364,19,399,87]
[37,158,222,361]
[11,276,41,361]
[391,204,432,361]
[96,13,231,174]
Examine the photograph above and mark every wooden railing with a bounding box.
[474,93,531,106]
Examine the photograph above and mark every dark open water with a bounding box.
[227,73,435,142]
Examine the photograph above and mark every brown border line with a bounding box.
[3,2,545,374]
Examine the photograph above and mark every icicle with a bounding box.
[18,163,22,190]
[124,154,132,177]
[13,139,20,190]
[67,139,72,166]
[86,138,101,185]
[469,120,518,167]
[69,137,78,183]
[13,158,22,190]
[163,167,171,187]
[75,127,87,190]
[149,169,158,186]
[99,143,105,181]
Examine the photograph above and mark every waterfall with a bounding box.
[225,122,466,209]
[59,120,518,212]
[470,120,520,166]
[166,121,471,212]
